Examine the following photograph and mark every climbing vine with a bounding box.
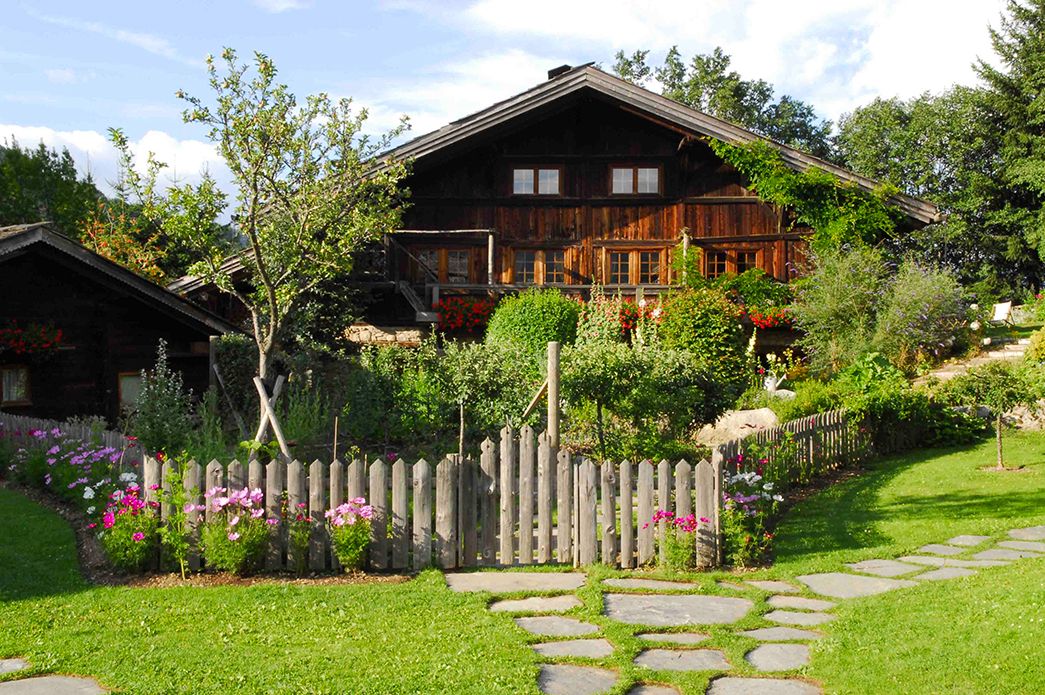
[709,139,903,253]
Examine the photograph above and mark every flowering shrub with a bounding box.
[435,296,495,333]
[747,306,793,329]
[0,321,63,356]
[721,460,782,567]
[643,509,711,572]
[284,494,313,574]
[326,497,373,571]
[97,483,159,572]
[200,486,272,576]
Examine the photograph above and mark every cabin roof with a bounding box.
[377,64,941,226]
[0,222,238,336]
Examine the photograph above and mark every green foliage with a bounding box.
[213,333,257,426]
[612,46,834,158]
[156,465,191,579]
[936,361,1039,416]
[484,289,580,367]
[713,269,793,312]
[129,340,194,456]
[1026,326,1045,363]
[200,515,268,576]
[279,375,333,451]
[0,140,102,236]
[184,388,232,463]
[329,519,371,572]
[658,287,748,394]
[710,140,901,254]
[99,503,158,574]
[871,261,970,371]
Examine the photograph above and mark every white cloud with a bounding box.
[0,124,228,198]
[253,0,312,12]
[27,10,202,68]
[44,68,80,84]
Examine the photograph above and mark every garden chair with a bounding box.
[989,301,1014,326]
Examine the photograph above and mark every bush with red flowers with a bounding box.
[0,321,63,356]
[747,306,793,329]
[435,296,496,333]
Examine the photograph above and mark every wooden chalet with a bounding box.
[171,64,940,333]
[0,223,236,422]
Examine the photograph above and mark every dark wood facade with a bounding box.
[0,225,233,423]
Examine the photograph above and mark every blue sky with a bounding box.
[2,0,1008,197]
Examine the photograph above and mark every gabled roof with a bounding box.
[0,222,237,335]
[376,65,941,226]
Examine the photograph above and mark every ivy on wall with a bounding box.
[709,139,903,254]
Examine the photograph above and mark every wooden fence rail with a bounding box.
[0,411,142,468]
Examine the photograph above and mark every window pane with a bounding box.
[514,250,536,284]
[2,368,28,404]
[639,251,661,284]
[637,168,659,193]
[513,168,534,194]
[737,251,757,274]
[415,249,438,281]
[545,250,565,284]
[447,250,469,284]
[119,374,142,410]
[609,251,630,284]
[706,251,727,279]
[611,167,633,194]
[537,168,560,195]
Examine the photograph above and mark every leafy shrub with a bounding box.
[646,509,710,572]
[156,466,192,578]
[485,289,580,365]
[716,269,793,313]
[436,296,495,333]
[1026,327,1045,363]
[721,466,781,567]
[98,483,159,573]
[326,497,373,571]
[791,247,890,374]
[284,494,313,575]
[201,486,271,575]
[279,375,333,451]
[871,261,969,372]
[129,340,194,455]
[213,332,257,424]
[659,287,748,394]
[185,388,232,463]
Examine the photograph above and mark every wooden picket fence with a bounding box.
[141,424,725,572]
[717,409,868,491]
[0,411,142,468]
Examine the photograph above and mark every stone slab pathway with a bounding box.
[603,593,753,626]
[917,544,964,556]
[446,571,586,592]
[0,677,104,695]
[796,573,917,599]
[636,632,710,644]
[1009,525,1045,541]
[708,677,821,695]
[739,627,821,642]
[628,685,681,695]
[604,578,698,591]
[997,540,1045,553]
[766,595,836,611]
[845,559,922,577]
[898,555,1009,568]
[745,644,810,672]
[538,665,617,695]
[533,639,614,658]
[913,567,976,581]
[634,648,731,671]
[0,661,28,676]
[765,610,834,627]
[515,616,599,637]
[972,548,1041,561]
[745,580,800,593]
[947,535,991,547]
[490,595,581,613]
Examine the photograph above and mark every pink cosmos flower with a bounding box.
[227,532,240,541]
[229,515,240,526]
[132,532,145,542]
[103,512,115,529]
[266,518,279,526]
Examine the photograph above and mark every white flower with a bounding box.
[772,494,783,502]
[119,472,137,483]
[86,506,95,515]
[763,482,774,491]
[82,487,95,500]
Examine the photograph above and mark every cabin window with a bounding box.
[514,250,537,284]
[737,251,758,274]
[1,366,30,406]
[608,251,630,284]
[611,166,661,195]
[545,250,565,284]
[447,250,470,284]
[513,167,560,195]
[638,251,662,284]
[118,372,143,411]
[414,249,439,282]
[706,251,728,279]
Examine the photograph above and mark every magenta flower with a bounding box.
[227,532,240,542]
[132,532,145,542]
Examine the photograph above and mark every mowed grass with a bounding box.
[764,431,1045,694]
[0,488,536,694]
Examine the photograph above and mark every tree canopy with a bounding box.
[0,141,102,235]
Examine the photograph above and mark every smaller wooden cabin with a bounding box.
[0,223,235,423]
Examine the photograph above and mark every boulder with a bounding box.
[696,408,780,446]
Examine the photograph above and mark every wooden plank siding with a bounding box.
[395,96,806,290]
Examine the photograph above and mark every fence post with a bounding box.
[499,426,515,566]
[518,425,536,564]
[479,438,498,565]
[556,448,572,563]
[547,341,560,450]
[204,461,223,524]
[228,459,245,490]
[675,460,692,521]
[459,455,477,567]
[600,461,617,566]
[696,456,718,569]
[391,459,409,569]
[637,460,654,565]
[619,460,633,569]
[578,459,597,566]
[413,459,432,570]
[537,433,553,564]
[348,458,365,501]
[657,459,671,565]
[144,456,161,507]
[249,459,265,492]
[308,460,326,571]
[183,460,202,571]
[435,458,457,569]
[369,459,389,570]
[286,460,305,571]
[265,459,284,570]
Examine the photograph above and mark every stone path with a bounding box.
[444,524,1045,694]
[0,661,103,695]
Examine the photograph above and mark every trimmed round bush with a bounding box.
[485,289,581,363]
[658,287,748,392]
[1026,327,1045,363]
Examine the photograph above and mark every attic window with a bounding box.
[611,166,661,195]
[513,167,561,195]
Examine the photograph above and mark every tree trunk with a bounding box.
[995,413,1004,471]
[596,401,607,464]
[458,400,465,457]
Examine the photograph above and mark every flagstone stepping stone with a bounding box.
[999,540,1045,553]
[636,632,710,644]
[745,643,811,671]
[767,595,836,611]
[717,581,749,591]
[538,664,618,695]
[745,580,800,593]
[490,595,582,613]
[603,593,753,626]
[707,676,822,694]
[0,660,28,674]
[973,547,1042,561]
[627,685,681,695]
[947,534,991,547]
[740,627,822,641]
[533,638,615,658]
[913,567,976,581]
[0,676,105,694]
[899,555,1009,568]
[446,571,585,593]
[765,610,834,626]
[1009,525,1045,541]
[797,572,917,599]
[845,559,922,577]
[917,543,965,556]
[634,648,731,671]
[604,578,698,591]
[515,616,600,637]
